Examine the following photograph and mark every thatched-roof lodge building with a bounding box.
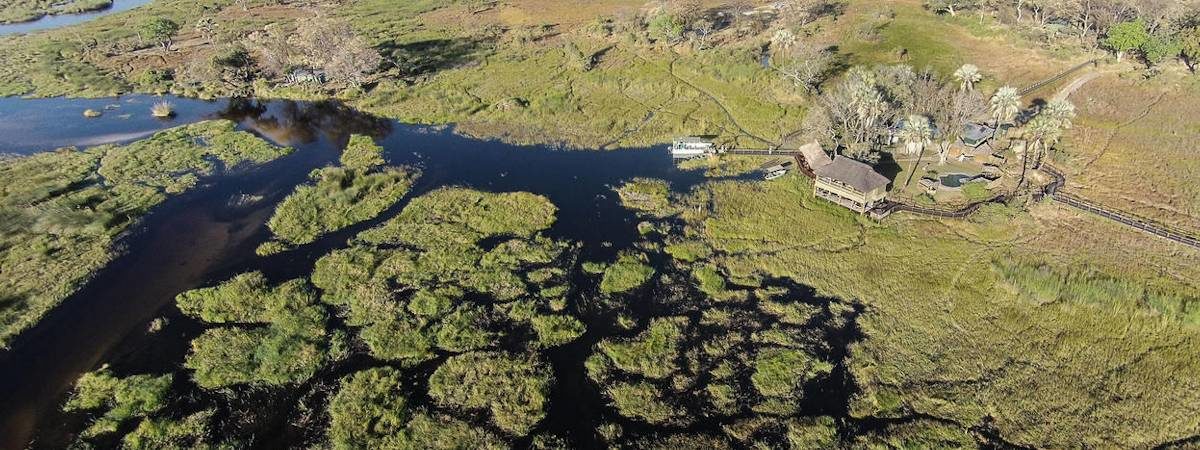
[813,156,890,213]
[797,140,832,175]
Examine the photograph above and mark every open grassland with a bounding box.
[663,173,1200,448]
[2,0,794,148]
[835,0,1076,89]
[356,43,801,148]
[0,120,289,348]
[1056,70,1200,233]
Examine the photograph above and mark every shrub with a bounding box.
[340,134,386,169]
[428,351,553,436]
[606,381,678,424]
[327,368,410,449]
[692,265,728,298]
[787,416,839,449]
[531,314,586,347]
[600,252,655,294]
[150,101,175,118]
[617,178,672,215]
[178,274,333,388]
[267,166,418,245]
[122,410,215,450]
[64,368,173,438]
[598,316,687,378]
[750,347,832,398]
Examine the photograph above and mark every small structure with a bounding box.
[288,68,327,84]
[813,156,890,213]
[919,177,939,195]
[960,123,995,148]
[671,137,716,158]
[762,161,791,180]
[797,140,832,174]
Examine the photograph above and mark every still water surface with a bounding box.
[0,95,743,448]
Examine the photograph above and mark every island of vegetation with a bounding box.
[0,120,289,348]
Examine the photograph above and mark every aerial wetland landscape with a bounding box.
[0,0,1199,449]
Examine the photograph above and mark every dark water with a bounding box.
[940,173,973,188]
[0,0,152,36]
[0,95,756,448]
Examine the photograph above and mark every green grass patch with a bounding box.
[428,351,553,436]
[605,381,678,425]
[599,252,655,294]
[0,120,288,348]
[64,368,172,438]
[597,316,687,379]
[266,166,418,245]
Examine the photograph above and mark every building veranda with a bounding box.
[813,156,890,213]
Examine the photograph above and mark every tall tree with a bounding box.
[988,85,1022,137]
[953,64,983,92]
[1024,115,1063,168]
[931,88,986,165]
[777,42,834,94]
[1182,26,1200,73]
[139,17,180,50]
[291,17,382,86]
[1042,99,1077,130]
[1023,99,1074,168]
[1103,19,1150,61]
[897,115,934,156]
[818,68,897,163]
[927,0,982,16]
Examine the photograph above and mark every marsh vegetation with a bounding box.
[9,0,1200,447]
[261,134,417,252]
[0,120,288,348]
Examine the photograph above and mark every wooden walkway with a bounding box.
[1039,165,1200,249]
[724,148,804,156]
[870,165,1200,250]
[1018,59,1099,97]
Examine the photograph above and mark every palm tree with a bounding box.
[1042,99,1076,130]
[988,86,1021,135]
[897,115,932,156]
[953,64,983,92]
[1025,115,1063,169]
[771,29,797,51]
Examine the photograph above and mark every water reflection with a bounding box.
[0,95,392,155]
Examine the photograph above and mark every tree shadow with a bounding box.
[376,37,493,78]
[874,151,904,188]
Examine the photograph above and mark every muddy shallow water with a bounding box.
[1,95,811,448]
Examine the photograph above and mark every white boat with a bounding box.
[671,137,715,158]
[764,169,788,180]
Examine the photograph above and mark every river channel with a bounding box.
[0,95,777,448]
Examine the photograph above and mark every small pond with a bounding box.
[0,0,152,36]
[940,173,975,189]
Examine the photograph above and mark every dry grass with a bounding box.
[668,175,1200,448]
[1055,70,1200,233]
[835,0,1081,88]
